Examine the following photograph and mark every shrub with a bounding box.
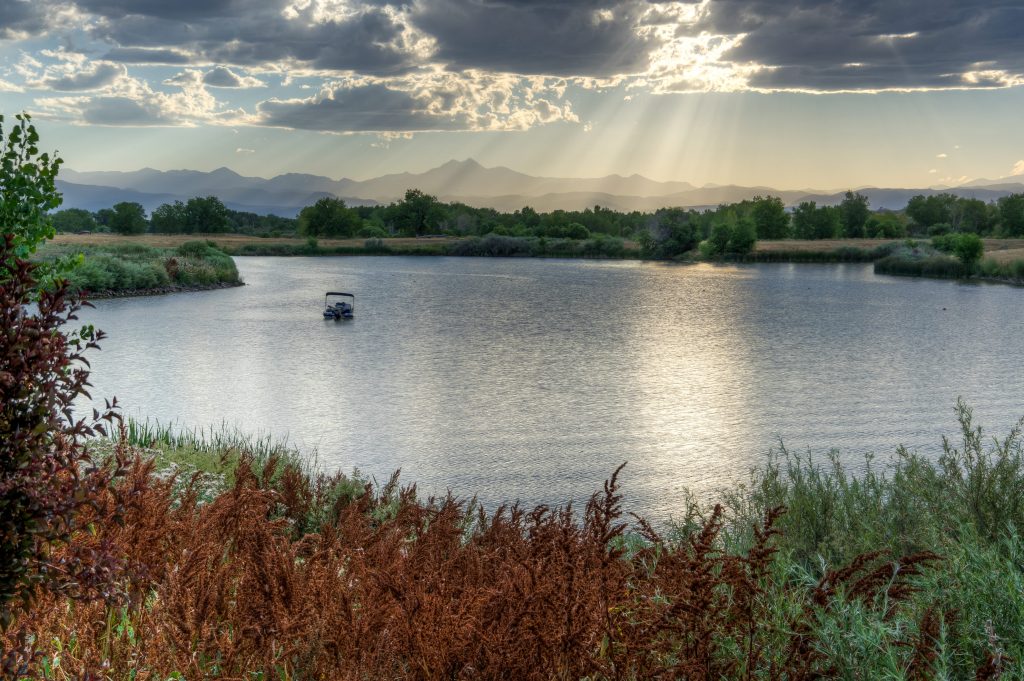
[0,233,123,633]
[357,224,388,239]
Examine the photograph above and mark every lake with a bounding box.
[77,256,1024,522]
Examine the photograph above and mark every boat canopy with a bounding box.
[325,292,354,299]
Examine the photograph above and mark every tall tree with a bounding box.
[185,196,229,233]
[792,201,840,240]
[997,193,1024,237]
[109,202,147,235]
[51,208,96,233]
[839,191,870,238]
[906,194,955,228]
[390,189,444,236]
[150,201,187,233]
[298,197,362,238]
[750,195,790,239]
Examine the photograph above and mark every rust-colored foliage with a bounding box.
[0,232,122,636]
[2,451,961,680]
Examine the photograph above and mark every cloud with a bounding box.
[695,0,1024,91]
[36,72,247,127]
[103,47,192,64]
[410,0,657,77]
[202,66,265,88]
[257,73,577,133]
[42,61,126,91]
[936,153,947,159]
[166,67,265,89]
[0,78,24,92]
[0,0,51,39]
[236,147,255,154]
[1013,160,1024,177]
[258,83,468,132]
[85,1,423,76]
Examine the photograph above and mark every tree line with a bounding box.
[50,189,1024,247]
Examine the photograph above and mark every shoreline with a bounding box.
[81,280,245,299]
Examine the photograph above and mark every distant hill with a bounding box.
[56,160,1024,216]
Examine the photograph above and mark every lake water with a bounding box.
[77,256,1024,522]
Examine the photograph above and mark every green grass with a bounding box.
[36,239,242,292]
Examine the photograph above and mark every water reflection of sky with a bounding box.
[76,257,1024,524]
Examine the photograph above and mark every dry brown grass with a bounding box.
[2,452,955,680]
[754,238,899,253]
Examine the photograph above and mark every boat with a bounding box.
[323,292,355,320]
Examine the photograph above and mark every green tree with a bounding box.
[934,233,985,268]
[641,207,699,258]
[298,197,362,238]
[864,212,907,238]
[150,200,187,233]
[997,193,1024,237]
[1,113,63,258]
[839,191,870,238]
[51,208,96,233]
[390,189,445,236]
[906,194,955,228]
[750,195,790,239]
[792,202,840,240]
[952,197,994,234]
[109,201,147,235]
[953,233,984,267]
[729,214,757,254]
[705,211,736,256]
[94,208,115,229]
[185,195,229,233]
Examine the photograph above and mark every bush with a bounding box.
[446,234,536,257]
[932,233,984,268]
[0,233,123,632]
[357,224,388,239]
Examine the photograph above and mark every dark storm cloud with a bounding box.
[42,61,124,90]
[74,0,241,21]
[698,0,1024,90]
[258,85,464,132]
[84,2,416,76]
[411,0,655,76]
[0,0,49,38]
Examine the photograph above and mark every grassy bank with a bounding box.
[4,402,1023,678]
[36,240,243,295]
[874,240,1024,284]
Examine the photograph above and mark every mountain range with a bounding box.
[56,159,1024,217]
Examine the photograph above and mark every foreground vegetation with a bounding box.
[7,402,1024,678]
[35,239,242,295]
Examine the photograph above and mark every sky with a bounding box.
[2,0,1024,189]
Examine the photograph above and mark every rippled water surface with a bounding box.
[78,257,1024,521]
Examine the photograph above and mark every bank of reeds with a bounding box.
[36,240,242,294]
[3,400,1022,679]
[738,243,896,263]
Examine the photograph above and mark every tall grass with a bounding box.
[36,240,242,292]
[4,401,1023,678]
